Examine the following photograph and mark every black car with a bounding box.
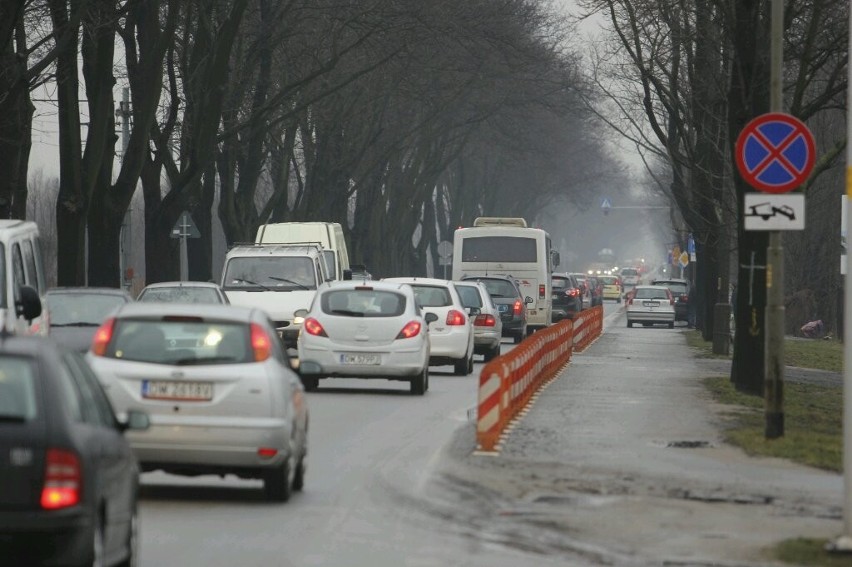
[0,336,148,567]
[461,275,529,343]
[551,273,583,321]
[651,278,690,322]
[46,288,134,352]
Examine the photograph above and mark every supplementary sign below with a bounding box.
[744,193,805,231]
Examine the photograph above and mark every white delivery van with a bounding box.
[0,220,47,334]
[256,222,350,280]
[220,243,330,348]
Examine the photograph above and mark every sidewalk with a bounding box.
[432,311,843,566]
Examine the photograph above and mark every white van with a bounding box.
[0,220,47,334]
[220,243,330,348]
[256,222,350,280]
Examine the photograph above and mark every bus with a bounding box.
[451,217,559,332]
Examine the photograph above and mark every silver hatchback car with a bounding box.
[453,280,503,362]
[86,303,308,502]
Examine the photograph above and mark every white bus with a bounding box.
[451,217,559,331]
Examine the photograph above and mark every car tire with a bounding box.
[627,320,632,328]
[454,353,471,376]
[411,367,427,395]
[292,454,306,492]
[263,460,293,502]
[617,297,622,304]
[79,508,105,567]
[116,507,139,567]
[301,376,319,392]
[668,321,675,329]
[513,333,522,344]
[484,342,500,362]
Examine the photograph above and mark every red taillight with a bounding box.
[566,289,579,297]
[513,300,523,316]
[257,447,278,458]
[396,320,422,339]
[474,314,497,327]
[250,323,271,361]
[539,284,545,298]
[303,317,328,337]
[446,310,466,326]
[681,295,688,302]
[40,449,81,510]
[91,317,115,356]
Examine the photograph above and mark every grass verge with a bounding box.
[703,376,841,472]
[771,538,852,566]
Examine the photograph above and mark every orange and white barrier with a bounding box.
[572,305,603,352]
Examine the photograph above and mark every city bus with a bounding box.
[451,217,559,332]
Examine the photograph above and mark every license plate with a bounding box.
[340,353,381,365]
[498,304,509,313]
[643,301,660,308]
[142,380,213,401]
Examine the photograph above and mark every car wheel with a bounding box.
[668,321,675,329]
[617,297,622,304]
[292,454,306,492]
[301,376,319,392]
[116,507,138,567]
[82,509,105,567]
[425,366,430,391]
[454,353,471,376]
[484,342,500,362]
[263,460,293,502]
[467,352,474,374]
[513,332,522,344]
[411,367,427,395]
[627,320,632,328]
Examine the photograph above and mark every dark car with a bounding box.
[46,288,134,352]
[586,276,604,306]
[0,336,149,567]
[651,278,691,322]
[461,275,528,343]
[551,273,583,321]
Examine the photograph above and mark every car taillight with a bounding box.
[539,284,545,298]
[513,300,523,316]
[446,310,466,326]
[41,449,81,510]
[396,321,422,339]
[627,297,633,305]
[91,317,116,356]
[566,289,579,297]
[257,447,278,458]
[681,295,688,302]
[303,317,328,337]
[250,323,271,361]
[474,314,496,327]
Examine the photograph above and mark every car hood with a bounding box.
[224,290,315,319]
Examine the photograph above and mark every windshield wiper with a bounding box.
[268,276,311,291]
[0,415,26,423]
[330,309,364,317]
[50,322,100,327]
[172,356,239,365]
[233,278,273,291]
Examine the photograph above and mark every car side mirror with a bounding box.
[119,410,150,432]
[16,285,42,322]
[467,307,481,316]
[424,313,439,324]
[525,296,534,304]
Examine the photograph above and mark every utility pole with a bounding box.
[116,87,133,292]
[764,0,784,439]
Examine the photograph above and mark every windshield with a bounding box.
[467,278,517,298]
[409,285,452,307]
[223,256,317,290]
[138,287,223,304]
[47,293,127,325]
[455,285,482,308]
[461,237,537,263]
[635,288,669,300]
[0,355,38,420]
[321,289,405,317]
[321,251,335,279]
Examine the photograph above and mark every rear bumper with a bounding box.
[0,507,92,566]
[627,310,675,323]
[298,345,427,378]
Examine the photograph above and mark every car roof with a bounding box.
[382,277,452,286]
[226,244,323,258]
[652,278,688,284]
[320,280,412,293]
[460,274,516,282]
[141,281,222,289]
[635,285,670,290]
[110,303,259,321]
[47,287,132,296]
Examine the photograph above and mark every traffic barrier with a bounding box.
[572,305,603,352]
[476,319,573,452]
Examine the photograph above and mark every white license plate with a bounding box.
[498,304,509,312]
[142,380,213,401]
[643,301,660,307]
[340,353,381,365]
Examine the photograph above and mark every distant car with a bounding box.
[86,303,308,502]
[137,281,229,305]
[651,278,691,322]
[0,336,149,566]
[454,280,503,362]
[569,273,593,307]
[620,267,641,288]
[296,281,435,393]
[626,285,675,328]
[383,277,475,375]
[46,287,134,352]
[586,276,604,306]
[461,275,528,344]
[599,275,622,303]
[551,273,583,321]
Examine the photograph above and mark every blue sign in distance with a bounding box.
[735,113,816,194]
[687,234,695,254]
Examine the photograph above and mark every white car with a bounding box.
[453,280,503,362]
[620,267,641,288]
[626,285,675,328]
[382,277,475,375]
[296,281,435,394]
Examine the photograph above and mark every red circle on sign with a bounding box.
[735,112,816,194]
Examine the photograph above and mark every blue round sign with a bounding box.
[735,113,816,194]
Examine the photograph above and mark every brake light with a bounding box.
[250,323,271,361]
[539,284,545,298]
[91,317,115,356]
[303,317,328,337]
[474,314,497,327]
[446,310,466,325]
[566,289,579,297]
[396,320,422,339]
[627,297,633,305]
[513,300,523,316]
[40,449,81,510]
[257,447,278,458]
[681,295,688,302]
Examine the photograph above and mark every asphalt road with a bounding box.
[135,308,598,567]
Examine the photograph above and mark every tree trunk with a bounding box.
[188,163,215,281]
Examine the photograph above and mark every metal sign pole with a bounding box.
[179,213,188,282]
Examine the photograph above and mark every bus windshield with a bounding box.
[461,237,537,263]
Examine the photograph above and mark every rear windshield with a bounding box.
[47,293,127,326]
[600,276,618,285]
[106,319,253,365]
[659,282,688,295]
[621,269,639,276]
[138,287,222,304]
[223,256,317,290]
[455,285,482,308]
[321,289,405,317]
[409,285,452,307]
[635,288,669,300]
[0,356,38,420]
[466,278,517,299]
[461,237,537,263]
[551,277,569,290]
